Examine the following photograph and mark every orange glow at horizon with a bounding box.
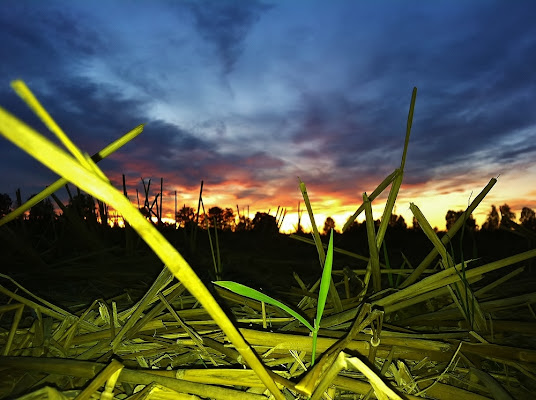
[111,162,536,235]
[155,179,535,234]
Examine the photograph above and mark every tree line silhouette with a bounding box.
[1,191,535,234]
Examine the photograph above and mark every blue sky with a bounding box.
[1,0,535,231]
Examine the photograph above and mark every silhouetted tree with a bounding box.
[520,207,536,230]
[205,207,235,230]
[252,212,278,235]
[482,205,500,230]
[207,206,224,229]
[222,208,235,231]
[343,220,362,234]
[445,210,477,231]
[235,215,252,232]
[68,193,98,224]
[411,216,420,230]
[499,204,516,227]
[323,216,336,235]
[28,194,56,223]
[176,205,195,228]
[389,214,407,230]
[0,193,12,218]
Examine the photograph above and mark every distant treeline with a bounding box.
[1,191,535,235]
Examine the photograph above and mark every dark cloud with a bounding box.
[1,1,536,229]
[186,0,272,74]
[0,2,106,80]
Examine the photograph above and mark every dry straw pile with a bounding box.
[0,82,535,399]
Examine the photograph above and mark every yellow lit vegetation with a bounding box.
[0,82,535,399]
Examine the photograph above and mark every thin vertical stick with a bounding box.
[159,177,163,226]
[195,180,204,227]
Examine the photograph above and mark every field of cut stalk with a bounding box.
[1,82,536,400]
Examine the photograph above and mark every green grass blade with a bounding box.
[310,228,335,365]
[298,178,343,312]
[311,329,319,367]
[214,281,314,331]
[316,229,334,326]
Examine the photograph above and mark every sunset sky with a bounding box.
[1,1,535,232]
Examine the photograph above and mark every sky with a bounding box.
[1,0,536,232]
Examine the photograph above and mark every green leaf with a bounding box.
[213,281,314,331]
[316,229,334,328]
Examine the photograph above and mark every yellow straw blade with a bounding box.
[10,80,92,170]
[0,124,144,227]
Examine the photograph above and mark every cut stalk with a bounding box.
[342,168,400,232]
[363,192,381,293]
[0,90,285,399]
[401,177,497,287]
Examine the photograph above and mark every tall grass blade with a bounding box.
[375,89,417,252]
[0,124,144,227]
[342,168,399,232]
[363,192,381,292]
[401,177,497,287]
[12,80,108,181]
[410,203,450,263]
[410,203,486,329]
[400,87,417,171]
[375,248,536,308]
[0,85,285,399]
[298,178,325,265]
[298,178,343,312]
[316,229,334,325]
[311,229,335,365]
